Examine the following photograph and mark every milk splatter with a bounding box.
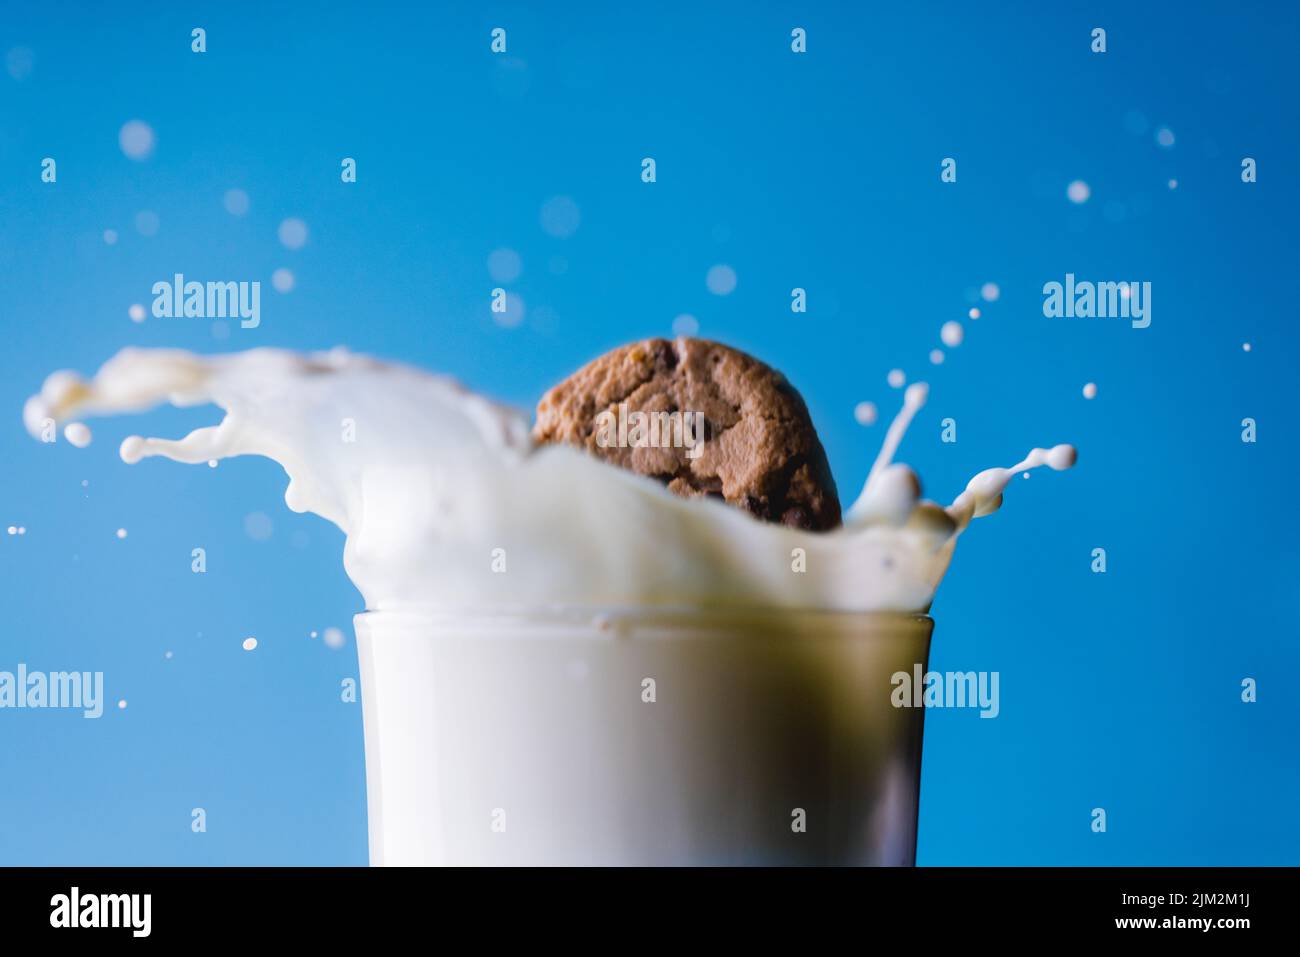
[23,346,1074,614]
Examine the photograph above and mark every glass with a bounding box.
[356,608,932,865]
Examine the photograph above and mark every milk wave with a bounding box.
[23,346,1075,614]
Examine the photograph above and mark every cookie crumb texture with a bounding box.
[533,337,841,531]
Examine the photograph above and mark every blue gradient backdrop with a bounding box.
[1,2,1297,865]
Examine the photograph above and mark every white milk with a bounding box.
[23,345,1074,616]
[24,344,1074,865]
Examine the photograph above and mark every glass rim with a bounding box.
[354,605,933,637]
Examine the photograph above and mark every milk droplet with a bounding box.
[6,526,15,535]
[705,264,737,296]
[120,436,145,464]
[224,189,251,217]
[242,637,258,651]
[64,422,92,447]
[1067,180,1091,204]
[487,248,522,283]
[18,527,25,535]
[118,120,155,160]
[980,283,1000,302]
[1242,342,1251,352]
[539,195,581,239]
[115,527,127,539]
[128,304,146,323]
[278,217,309,250]
[1082,382,1098,400]
[887,369,906,389]
[135,210,160,237]
[1046,445,1077,470]
[967,307,980,320]
[929,349,945,365]
[940,321,963,347]
[243,511,273,541]
[853,401,877,426]
[323,627,345,649]
[117,699,127,709]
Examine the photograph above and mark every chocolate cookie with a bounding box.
[533,337,841,531]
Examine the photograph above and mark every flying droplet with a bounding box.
[64,422,92,448]
[223,189,250,216]
[118,120,156,160]
[672,313,699,337]
[706,264,737,296]
[278,217,309,250]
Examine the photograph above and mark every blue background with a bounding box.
[1,2,1296,865]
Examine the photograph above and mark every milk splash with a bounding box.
[23,346,1074,614]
